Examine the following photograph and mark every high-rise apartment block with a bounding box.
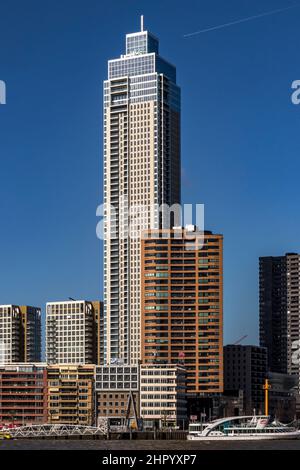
[0,305,41,363]
[46,300,103,365]
[141,227,223,395]
[259,253,300,381]
[104,20,181,364]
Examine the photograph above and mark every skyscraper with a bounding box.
[259,253,300,382]
[104,18,181,364]
[141,227,223,395]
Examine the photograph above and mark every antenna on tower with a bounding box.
[141,15,144,32]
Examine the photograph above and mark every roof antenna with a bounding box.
[141,15,144,32]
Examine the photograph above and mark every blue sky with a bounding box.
[0,0,300,348]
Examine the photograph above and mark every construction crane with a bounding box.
[234,334,248,345]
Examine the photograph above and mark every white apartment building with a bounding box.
[0,305,21,363]
[46,300,94,364]
[103,19,181,365]
[140,364,187,429]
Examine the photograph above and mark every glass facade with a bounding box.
[109,54,155,80]
[108,54,176,83]
[126,31,159,55]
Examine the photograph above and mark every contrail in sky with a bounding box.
[183,3,300,37]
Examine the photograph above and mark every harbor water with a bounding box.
[1,439,300,450]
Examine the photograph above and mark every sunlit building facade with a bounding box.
[141,227,223,395]
[104,19,181,364]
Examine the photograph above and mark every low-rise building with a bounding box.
[47,364,95,425]
[140,364,187,429]
[95,365,139,426]
[0,363,47,426]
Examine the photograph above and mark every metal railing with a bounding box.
[2,421,108,438]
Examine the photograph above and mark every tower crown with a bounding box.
[125,17,159,56]
[125,31,159,56]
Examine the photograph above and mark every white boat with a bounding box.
[187,415,300,440]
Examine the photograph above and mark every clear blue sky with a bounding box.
[0,0,300,348]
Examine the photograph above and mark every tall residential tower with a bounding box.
[259,253,300,385]
[141,227,224,395]
[104,18,181,364]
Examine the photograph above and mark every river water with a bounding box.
[1,439,300,450]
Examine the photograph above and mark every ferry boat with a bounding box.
[187,415,300,440]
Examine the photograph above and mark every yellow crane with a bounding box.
[263,379,271,415]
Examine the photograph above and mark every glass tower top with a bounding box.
[108,17,176,83]
[126,31,159,55]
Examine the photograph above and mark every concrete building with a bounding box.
[103,18,181,365]
[0,305,41,363]
[141,227,223,395]
[260,254,300,383]
[47,364,95,425]
[224,345,267,415]
[95,365,139,425]
[46,300,103,365]
[0,363,47,426]
[140,364,187,429]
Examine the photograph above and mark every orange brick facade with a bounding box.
[141,228,223,395]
